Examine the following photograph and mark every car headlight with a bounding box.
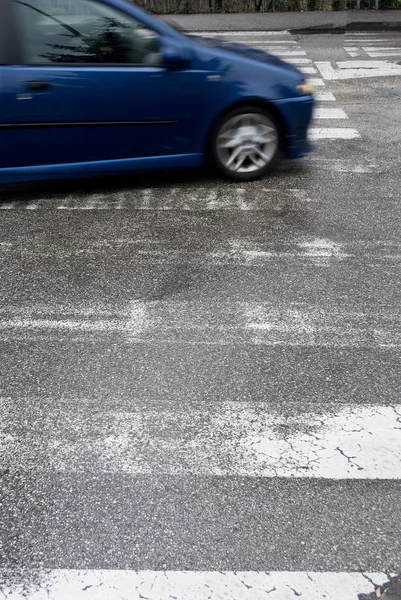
[297,82,315,96]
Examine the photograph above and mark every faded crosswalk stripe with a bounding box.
[0,301,399,346]
[2,397,400,478]
[0,570,389,599]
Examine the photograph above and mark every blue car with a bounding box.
[0,0,314,183]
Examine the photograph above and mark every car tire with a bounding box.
[211,105,281,182]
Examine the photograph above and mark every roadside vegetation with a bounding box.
[136,0,401,13]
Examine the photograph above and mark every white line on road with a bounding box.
[345,50,360,57]
[300,66,317,74]
[366,50,401,57]
[0,188,314,211]
[316,60,401,80]
[309,128,360,140]
[307,77,325,86]
[267,50,307,56]
[0,570,387,599]
[344,32,383,35]
[0,302,399,346]
[191,30,290,36]
[2,400,401,478]
[345,38,401,43]
[362,46,401,51]
[284,57,312,64]
[313,108,348,119]
[314,91,336,101]
[242,39,297,44]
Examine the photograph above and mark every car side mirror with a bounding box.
[162,44,190,70]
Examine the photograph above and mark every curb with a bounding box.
[292,22,401,33]
[162,12,401,33]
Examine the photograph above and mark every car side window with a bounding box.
[13,0,162,65]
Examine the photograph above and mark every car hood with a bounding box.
[194,36,303,78]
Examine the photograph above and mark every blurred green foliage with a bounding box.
[140,0,400,12]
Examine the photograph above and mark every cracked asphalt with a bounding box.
[0,33,400,598]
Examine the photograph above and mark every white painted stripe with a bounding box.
[345,37,401,42]
[367,50,401,57]
[363,46,401,51]
[345,50,360,57]
[0,570,388,599]
[309,128,360,140]
[253,46,301,51]
[316,60,401,80]
[0,301,399,347]
[285,57,312,64]
[314,107,348,119]
[344,46,359,51]
[271,50,307,56]
[3,400,401,478]
[345,38,381,43]
[253,46,301,52]
[307,77,325,86]
[314,91,336,101]
[0,188,313,211]
[345,32,383,35]
[241,39,297,44]
[192,30,290,36]
[300,66,317,74]
[309,157,380,173]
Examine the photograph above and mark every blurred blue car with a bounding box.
[0,0,314,183]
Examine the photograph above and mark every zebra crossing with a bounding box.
[191,30,361,141]
[344,31,401,59]
[1,32,400,600]
[1,190,400,599]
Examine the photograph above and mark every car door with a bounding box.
[0,0,22,169]
[5,0,208,169]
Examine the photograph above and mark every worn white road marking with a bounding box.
[366,50,401,57]
[2,400,401,477]
[0,301,149,336]
[313,107,348,119]
[285,57,313,64]
[355,39,401,44]
[0,570,387,599]
[362,46,401,51]
[316,60,401,80]
[5,237,400,262]
[246,40,297,45]
[125,300,149,337]
[191,30,290,36]
[345,50,360,57]
[267,50,307,56]
[1,187,313,211]
[307,77,325,86]
[0,301,399,347]
[310,157,379,173]
[314,91,336,101]
[0,201,17,209]
[296,237,345,258]
[345,32,382,35]
[309,128,360,140]
[300,66,317,74]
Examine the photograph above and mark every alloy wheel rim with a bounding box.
[216,113,278,173]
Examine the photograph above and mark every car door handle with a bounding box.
[24,81,51,92]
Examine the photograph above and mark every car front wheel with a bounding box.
[212,106,281,181]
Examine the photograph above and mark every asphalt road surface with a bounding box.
[0,32,401,600]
